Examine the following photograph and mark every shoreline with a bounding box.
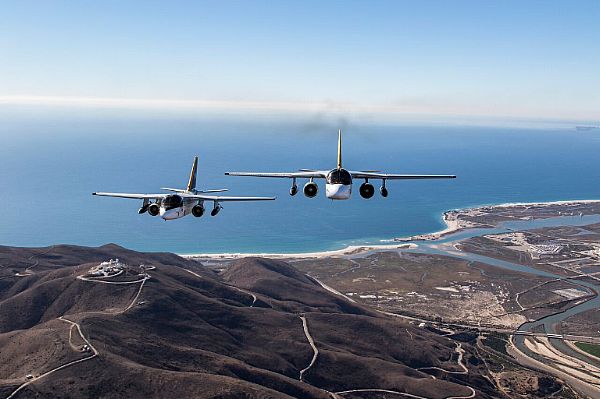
[395,198,600,242]
[181,198,600,261]
[182,243,418,261]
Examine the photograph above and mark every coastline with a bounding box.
[181,243,418,261]
[395,198,600,242]
[180,199,600,261]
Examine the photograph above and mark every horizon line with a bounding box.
[0,95,598,125]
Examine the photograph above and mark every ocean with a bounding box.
[2,113,600,254]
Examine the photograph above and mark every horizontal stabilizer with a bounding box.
[161,187,229,194]
[198,189,229,193]
[161,187,187,193]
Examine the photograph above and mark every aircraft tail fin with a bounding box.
[187,156,198,192]
[337,129,342,169]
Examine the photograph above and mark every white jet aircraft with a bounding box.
[226,130,456,200]
[93,157,275,220]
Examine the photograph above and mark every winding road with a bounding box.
[417,342,468,375]
[307,275,478,398]
[6,264,150,399]
[183,268,257,307]
[299,315,319,382]
[335,387,476,399]
[14,246,55,277]
[6,317,99,399]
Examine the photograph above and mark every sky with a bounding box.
[0,0,599,123]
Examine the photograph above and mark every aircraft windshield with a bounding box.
[327,169,352,185]
[163,195,183,210]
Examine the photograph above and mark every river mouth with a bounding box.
[339,213,600,371]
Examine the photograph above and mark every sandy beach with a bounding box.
[181,199,600,261]
[182,243,417,261]
[395,198,600,242]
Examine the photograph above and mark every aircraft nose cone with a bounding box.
[160,208,181,220]
[326,184,351,200]
[159,207,170,220]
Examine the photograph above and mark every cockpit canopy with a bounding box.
[163,194,183,210]
[327,169,352,185]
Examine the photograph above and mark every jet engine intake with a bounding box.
[148,203,160,216]
[303,182,318,198]
[359,182,375,199]
[192,204,205,217]
[290,184,298,196]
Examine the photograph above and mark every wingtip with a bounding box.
[92,192,97,195]
[224,172,230,175]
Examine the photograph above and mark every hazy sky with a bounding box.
[1,1,599,122]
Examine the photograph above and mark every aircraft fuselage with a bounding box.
[159,195,191,220]
[325,168,352,200]
[159,195,207,220]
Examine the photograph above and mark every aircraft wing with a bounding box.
[225,171,327,178]
[349,171,456,180]
[92,192,168,199]
[182,194,276,202]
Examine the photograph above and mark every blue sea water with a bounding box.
[1,114,600,254]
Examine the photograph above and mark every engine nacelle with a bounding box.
[290,184,298,196]
[148,203,160,216]
[359,183,375,199]
[211,203,222,216]
[303,182,318,198]
[380,186,389,197]
[192,204,205,217]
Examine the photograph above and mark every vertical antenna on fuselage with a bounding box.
[337,129,342,170]
[187,156,198,192]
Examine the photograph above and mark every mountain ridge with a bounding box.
[0,244,497,398]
